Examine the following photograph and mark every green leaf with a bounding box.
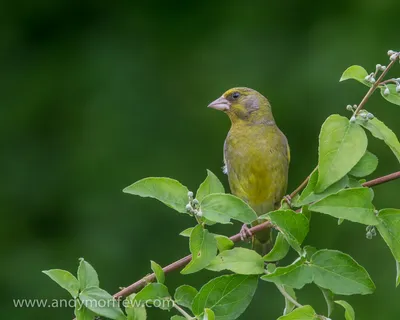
[207,248,265,275]
[310,249,375,295]
[75,302,96,320]
[282,286,296,315]
[358,115,400,163]
[171,317,186,320]
[316,115,367,192]
[78,258,99,291]
[151,261,165,284]
[294,170,349,207]
[263,232,290,262]
[347,177,364,188]
[179,227,194,237]
[277,305,318,320]
[174,285,198,310]
[204,308,215,320]
[319,287,335,317]
[264,210,309,253]
[340,65,370,86]
[261,259,313,289]
[377,209,400,261]
[214,235,234,252]
[349,151,378,177]
[134,283,172,310]
[303,246,318,260]
[396,260,400,287]
[42,269,80,298]
[309,188,379,225]
[79,286,126,320]
[196,170,225,202]
[123,177,189,213]
[200,193,257,224]
[335,300,355,320]
[192,274,258,320]
[125,294,147,320]
[181,224,217,274]
[380,84,400,106]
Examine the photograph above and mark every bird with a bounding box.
[208,87,290,255]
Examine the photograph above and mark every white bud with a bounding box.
[380,65,387,71]
[396,85,400,93]
[370,77,376,84]
[185,204,192,211]
[388,50,395,56]
[192,199,199,206]
[350,116,356,123]
[376,64,381,69]
[367,113,374,119]
[390,53,398,61]
[384,87,390,96]
[346,105,353,111]
[188,191,193,198]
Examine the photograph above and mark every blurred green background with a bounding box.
[1,1,400,319]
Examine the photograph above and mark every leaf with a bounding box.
[340,65,371,86]
[264,210,309,253]
[294,170,349,207]
[277,305,318,320]
[282,286,296,315]
[309,188,379,225]
[377,209,400,261]
[380,84,400,106]
[174,285,198,310]
[171,317,186,320]
[204,308,215,320]
[79,286,126,320]
[78,258,100,291]
[396,260,400,287]
[261,259,313,289]
[207,248,265,275]
[335,300,355,320]
[42,269,80,298]
[125,294,147,320]
[75,302,96,320]
[192,274,258,320]
[179,227,194,237]
[200,193,257,224]
[310,249,375,295]
[347,177,364,188]
[196,170,225,202]
[123,177,189,213]
[263,232,290,262]
[134,283,172,310]
[214,235,234,252]
[358,115,400,163]
[319,287,335,317]
[151,261,165,284]
[349,151,378,177]
[316,115,367,192]
[181,224,217,274]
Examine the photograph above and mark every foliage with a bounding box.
[44,51,400,319]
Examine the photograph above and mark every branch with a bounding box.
[112,170,400,300]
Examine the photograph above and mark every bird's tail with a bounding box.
[252,228,273,256]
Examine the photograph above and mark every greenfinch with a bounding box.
[208,87,290,254]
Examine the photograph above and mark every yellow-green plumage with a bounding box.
[208,87,290,254]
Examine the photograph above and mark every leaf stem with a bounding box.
[276,284,303,309]
[173,302,195,320]
[353,56,398,116]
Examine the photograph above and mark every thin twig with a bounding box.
[276,284,303,308]
[173,302,194,320]
[354,56,398,115]
[112,171,400,300]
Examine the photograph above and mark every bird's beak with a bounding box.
[207,96,231,111]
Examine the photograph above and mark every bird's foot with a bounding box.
[281,195,292,209]
[240,224,253,242]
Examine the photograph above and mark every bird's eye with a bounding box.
[232,92,240,99]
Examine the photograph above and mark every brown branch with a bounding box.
[112,170,400,300]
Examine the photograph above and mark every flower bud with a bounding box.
[366,231,373,240]
[384,87,390,96]
[388,50,395,56]
[380,65,387,71]
[396,85,400,93]
[390,53,398,61]
[346,105,353,111]
[185,204,192,212]
[350,116,356,123]
[367,113,374,119]
[188,191,193,198]
[192,199,199,206]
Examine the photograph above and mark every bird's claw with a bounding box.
[240,224,253,242]
[281,195,292,209]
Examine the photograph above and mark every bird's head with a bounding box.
[207,87,274,124]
